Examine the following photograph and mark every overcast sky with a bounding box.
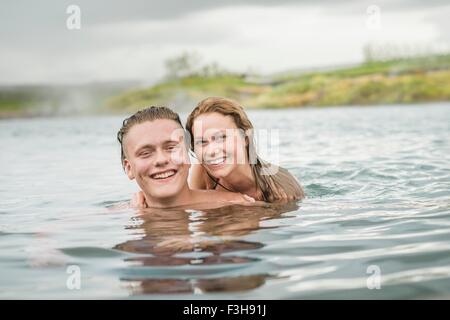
[0,0,449,85]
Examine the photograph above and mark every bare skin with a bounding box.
[189,162,263,199]
[123,119,254,209]
[130,112,297,207]
[191,112,264,198]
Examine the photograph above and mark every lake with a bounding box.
[1,102,449,299]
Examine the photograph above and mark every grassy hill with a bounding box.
[106,54,450,111]
[2,54,449,118]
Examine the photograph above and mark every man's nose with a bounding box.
[154,150,170,167]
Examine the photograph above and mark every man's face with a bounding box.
[123,119,190,201]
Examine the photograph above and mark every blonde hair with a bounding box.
[185,97,305,202]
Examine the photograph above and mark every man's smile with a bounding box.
[149,169,178,181]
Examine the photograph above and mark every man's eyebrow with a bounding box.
[163,139,180,144]
[162,134,185,145]
[134,144,155,154]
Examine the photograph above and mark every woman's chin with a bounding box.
[207,164,233,179]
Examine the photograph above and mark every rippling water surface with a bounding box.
[1,103,449,299]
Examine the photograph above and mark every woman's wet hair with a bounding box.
[117,106,183,169]
[185,97,305,202]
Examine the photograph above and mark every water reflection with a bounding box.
[114,202,299,295]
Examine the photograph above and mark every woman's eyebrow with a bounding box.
[195,129,226,140]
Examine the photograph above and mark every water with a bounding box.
[1,103,449,299]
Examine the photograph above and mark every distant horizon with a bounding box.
[0,58,362,87]
[2,51,448,88]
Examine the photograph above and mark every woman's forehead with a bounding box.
[193,113,237,133]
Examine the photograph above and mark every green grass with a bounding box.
[0,90,37,117]
[105,75,270,111]
[106,54,450,111]
[250,69,450,108]
[2,54,449,118]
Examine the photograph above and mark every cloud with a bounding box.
[0,0,448,84]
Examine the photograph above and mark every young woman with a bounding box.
[186,96,304,202]
[131,97,304,207]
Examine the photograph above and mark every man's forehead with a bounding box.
[126,120,184,146]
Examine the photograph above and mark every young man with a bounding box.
[117,106,254,209]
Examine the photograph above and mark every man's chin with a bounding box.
[146,185,183,201]
[138,172,187,202]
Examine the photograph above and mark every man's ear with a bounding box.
[124,159,135,180]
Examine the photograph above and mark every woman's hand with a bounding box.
[227,193,258,206]
[242,194,256,203]
[130,191,148,209]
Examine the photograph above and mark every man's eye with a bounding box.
[167,145,179,151]
[140,151,152,157]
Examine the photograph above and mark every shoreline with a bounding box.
[2,101,449,120]
[2,55,449,118]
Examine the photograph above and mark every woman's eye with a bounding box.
[195,140,206,146]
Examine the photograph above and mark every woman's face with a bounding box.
[192,112,248,179]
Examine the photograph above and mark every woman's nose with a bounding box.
[205,141,222,157]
